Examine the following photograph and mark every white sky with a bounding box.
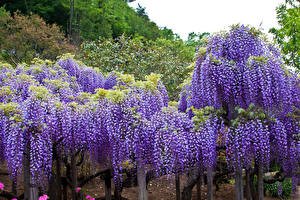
[129,0,282,40]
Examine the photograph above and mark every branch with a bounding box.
[0,190,22,199]
[146,169,157,184]
[216,145,226,151]
[182,167,201,200]
[122,168,158,188]
[264,171,287,184]
[7,53,18,67]
[63,156,71,172]
[264,176,286,184]
[61,176,73,188]
[75,150,81,157]
[54,137,64,147]
[79,168,111,187]
[52,137,64,159]
[76,152,84,166]
[0,172,9,176]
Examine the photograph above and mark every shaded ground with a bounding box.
[0,162,298,199]
[75,174,298,200]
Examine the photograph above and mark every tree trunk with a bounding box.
[250,166,257,200]
[175,174,180,200]
[49,155,62,200]
[63,180,68,200]
[181,167,201,200]
[207,168,213,200]
[104,169,112,200]
[196,171,202,200]
[12,178,17,195]
[71,153,78,200]
[257,165,264,200]
[235,167,244,200]
[137,162,148,200]
[24,143,38,200]
[114,187,122,200]
[69,0,74,38]
[246,168,253,200]
[57,154,62,200]
[49,174,57,200]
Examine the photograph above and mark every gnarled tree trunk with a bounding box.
[181,167,201,200]
[235,167,243,200]
[175,174,180,200]
[137,161,148,200]
[207,167,213,200]
[196,171,202,200]
[104,169,112,200]
[257,164,264,200]
[24,143,38,200]
[246,168,253,200]
[12,178,17,195]
[71,153,78,200]
[49,155,62,200]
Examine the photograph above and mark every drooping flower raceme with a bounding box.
[149,107,194,174]
[186,25,299,181]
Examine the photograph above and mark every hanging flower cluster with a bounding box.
[0,56,193,189]
[182,25,299,184]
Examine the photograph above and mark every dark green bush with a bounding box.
[264,178,292,198]
[254,175,292,198]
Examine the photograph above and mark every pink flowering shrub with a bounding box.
[38,194,48,200]
[76,187,82,193]
[0,182,4,191]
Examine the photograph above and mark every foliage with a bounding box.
[0,7,74,65]
[72,0,170,41]
[253,175,292,198]
[159,27,179,41]
[0,0,165,41]
[185,32,210,50]
[264,179,292,198]
[270,0,300,70]
[136,3,148,20]
[0,0,69,31]
[78,36,194,100]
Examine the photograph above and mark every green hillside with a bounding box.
[0,0,170,42]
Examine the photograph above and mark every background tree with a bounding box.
[136,3,149,20]
[159,27,177,40]
[270,0,300,70]
[0,8,74,65]
[0,0,165,41]
[185,32,210,49]
[0,0,69,33]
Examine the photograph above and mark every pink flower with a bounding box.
[38,194,48,200]
[90,198,95,200]
[76,187,81,193]
[86,195,91,199]
[11,199,18,200]
[0,182,4,190]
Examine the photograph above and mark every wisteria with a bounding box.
[0,24,299,200]
[150,107,194,174]
[185,24,300,199]
[0,56,193,200]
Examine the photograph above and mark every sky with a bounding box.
[129,0,283,40]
